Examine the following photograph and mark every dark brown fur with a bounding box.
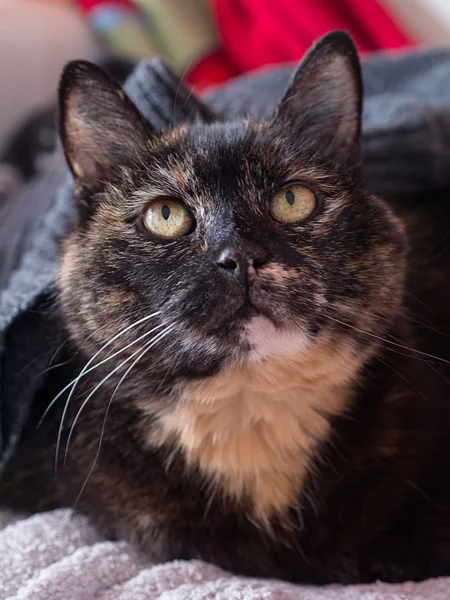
[3,32,450,585]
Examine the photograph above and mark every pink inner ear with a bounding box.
[60,60,149,181]
[64,105,106,187]
[62,83,148,189]
[70,150,101,188]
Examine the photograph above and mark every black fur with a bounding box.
[3,32,450,585]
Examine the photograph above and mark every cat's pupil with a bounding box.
[285,191,295,206]
[161,205,171,220]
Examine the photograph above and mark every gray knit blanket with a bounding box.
[2,45,450,598]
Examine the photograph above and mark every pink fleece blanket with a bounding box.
[0,508,448,599]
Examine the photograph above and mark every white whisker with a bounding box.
[65,323,175,466]
[326,313,450,367]
[50,311,161,470]
[42,312,162,430]
[73,324,175,507]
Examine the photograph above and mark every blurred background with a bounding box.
[1,0,450,199]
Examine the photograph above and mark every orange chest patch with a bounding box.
[148,345,358,521]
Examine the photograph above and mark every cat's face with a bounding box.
[58,33,406,387]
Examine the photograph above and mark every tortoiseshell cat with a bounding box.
[4,31,450,584]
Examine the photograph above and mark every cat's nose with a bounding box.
[216,244,269,281]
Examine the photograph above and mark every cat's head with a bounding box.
[58,32,406,391]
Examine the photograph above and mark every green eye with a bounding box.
[270,184,317,224]
[143,198,193,238]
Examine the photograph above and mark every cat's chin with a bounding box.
[242,315,310,362]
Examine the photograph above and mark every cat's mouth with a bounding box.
[233,290,282,327]
[234,299,262,320]
[204,296,275,337]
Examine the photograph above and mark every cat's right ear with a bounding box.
[272,31,363,170]
[59,60,154,195]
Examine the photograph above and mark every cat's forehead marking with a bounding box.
[102,289,131,310]
[244,117,270,131]
[162,124,188,143]
[171,160,189,191]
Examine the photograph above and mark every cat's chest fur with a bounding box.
[148,343,359,521]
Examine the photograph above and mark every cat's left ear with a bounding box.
[273,31,363,169]
[59,60,155,193]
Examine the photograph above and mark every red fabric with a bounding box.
[187,0,414,90]
[77,0,137,13]
[185,51,241,90]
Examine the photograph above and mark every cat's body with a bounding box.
[3,32,450,584]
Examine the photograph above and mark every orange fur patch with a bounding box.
[149,337,361,521]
